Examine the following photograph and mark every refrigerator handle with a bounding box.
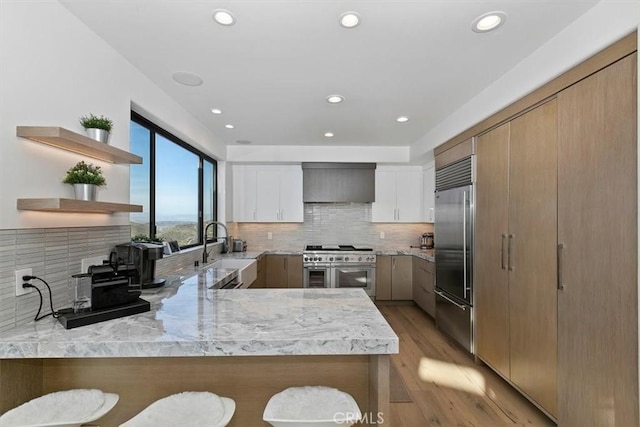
[435,289,467,311]
[557,243,565,290]
[463,190,467,299]
[508,234,514,271]
[501,234,507,270]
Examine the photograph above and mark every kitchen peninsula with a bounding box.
[0,268,398,426]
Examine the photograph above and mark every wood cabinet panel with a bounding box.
[508,99,558,416]
[475,122,511,379]
[375,256,392,301]
[265,255,288,288]
[391,256,412,300]
[286,255,303,288]
[557,53,638,427]
[412,257,435,317]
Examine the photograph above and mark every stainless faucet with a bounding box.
[203,221,229,264]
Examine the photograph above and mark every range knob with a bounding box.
[318,256,323,262]
[313,256,319,261]
[358,257,362,262]
[345,257,350,262]
[303,256,308,262]
[329,257,334,261]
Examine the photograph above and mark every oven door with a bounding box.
[332,264,376,297]
[303,264,331,289]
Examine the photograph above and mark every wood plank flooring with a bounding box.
[377,304,555,426]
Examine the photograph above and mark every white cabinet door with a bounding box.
[232,166,258,222]
[423,163,435,222]
[256,169,281,222]
[233,165,304,223]
[278,166,304,222]
[372,167,423,223]
[372,170,397,222]
[395,169,423,222]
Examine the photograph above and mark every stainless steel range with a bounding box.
[303,245,376,297]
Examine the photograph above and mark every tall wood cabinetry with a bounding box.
[475,99,558,417]
[556,53,638,426]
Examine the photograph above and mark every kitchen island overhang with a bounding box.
[0,283,398,426]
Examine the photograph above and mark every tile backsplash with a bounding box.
[0,226,131,332]
[233,203,434,251]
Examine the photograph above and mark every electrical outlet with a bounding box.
[15,268,33,297]
[380,232,385,239]
[267,232,273,240]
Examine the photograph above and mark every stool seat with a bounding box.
[120,392,235,427]
[0,389,119,427]
[263,386,361,427]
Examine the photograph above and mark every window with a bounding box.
[130,112,217,248]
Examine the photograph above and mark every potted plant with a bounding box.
[62,161,107,201]
[79,113,113,144]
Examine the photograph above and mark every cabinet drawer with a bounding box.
[415,284,435,317]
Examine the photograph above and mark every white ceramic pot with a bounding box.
[85,128,110,144]
[73,183,97,201]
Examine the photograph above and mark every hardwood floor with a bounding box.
[377,304,555,426]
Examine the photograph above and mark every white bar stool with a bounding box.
[119,392,235,427]
[0,389,119,427]
[263,386,362,427]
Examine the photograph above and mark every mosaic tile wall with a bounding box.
[0,226,131,332]
[235,203,434,251]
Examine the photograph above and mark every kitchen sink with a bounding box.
[209,258,257,288]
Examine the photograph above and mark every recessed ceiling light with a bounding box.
[211,108,222,114]
[472,11,507,33]
[213,9,235,26]
[324,132,334,138]
[225,124,235,129]
[339,12,360,28]
[172,72,203,86]
[236,140,252,144]
[326,95,344,104]
[396,116,409,123]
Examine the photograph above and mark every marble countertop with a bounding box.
[222,248,434,262]
[0,267,398,358]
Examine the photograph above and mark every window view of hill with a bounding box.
[131,221,199,247]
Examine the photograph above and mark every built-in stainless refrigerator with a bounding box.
[434,156,474,354]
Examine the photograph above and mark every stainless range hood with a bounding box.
[302,162,376,203]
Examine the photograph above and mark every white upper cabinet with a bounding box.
[372,166,423,223]
[423,162,435,222]
[233,165,303,222]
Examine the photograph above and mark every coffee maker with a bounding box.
[115,242,166,288]
[420,232,434,249]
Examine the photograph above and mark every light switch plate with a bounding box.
[379,232,385,239]
[267,232,273,240]
[15,268,33,296]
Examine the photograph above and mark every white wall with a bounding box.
[410,0,640,162]
[227,145,410,164]
[0,0,226,230]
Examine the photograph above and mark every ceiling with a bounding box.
[60,0,599,148]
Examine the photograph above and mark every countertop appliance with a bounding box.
[303,245,376,297]
[421,232,434,249]
[232,239,247,252]
[58,262,150,329]
[115,242,166,289]
[434,155,474,353]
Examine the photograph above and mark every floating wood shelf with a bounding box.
[17,198,143,214]
[16,126,142,164]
